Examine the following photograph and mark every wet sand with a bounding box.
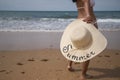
[0,49,120,80]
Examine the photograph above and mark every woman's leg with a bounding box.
[80,60,92,80]
[67,60,74,71]
[81,60,90,75]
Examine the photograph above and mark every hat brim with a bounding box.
[60,19,107,62]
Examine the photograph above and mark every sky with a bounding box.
[0,0,120,11]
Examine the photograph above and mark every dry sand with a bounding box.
[0,49,120,80]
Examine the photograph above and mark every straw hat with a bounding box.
[60,19,107,62]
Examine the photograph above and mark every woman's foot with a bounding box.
[67,66,74,72]
[80,74,93,80]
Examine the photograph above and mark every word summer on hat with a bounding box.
[60,19,107,62]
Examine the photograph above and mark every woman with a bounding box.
[68,0,98,80]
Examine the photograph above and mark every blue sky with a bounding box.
[0,0,120,11]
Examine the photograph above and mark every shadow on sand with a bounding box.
[89,67,120,79]
[70,67,120,79]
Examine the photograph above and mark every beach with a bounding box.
[0,49,120,80]
[0,30,120,80]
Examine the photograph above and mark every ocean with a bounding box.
[0,11,120,31]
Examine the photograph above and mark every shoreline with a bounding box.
[0,28,120,32]
[0,29,120,51]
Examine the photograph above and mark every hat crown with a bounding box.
[70,26,92,49]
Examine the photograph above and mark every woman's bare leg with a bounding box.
[80,60,92,80]
[67,60,74,71]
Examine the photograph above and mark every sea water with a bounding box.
[0,11,120,31]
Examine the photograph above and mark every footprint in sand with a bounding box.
[6,71,12,74]
[0,70,12,74]
[115,53,119,55]
[17,62,24,66]
[0,70,6,72]
[21,71,25,74]
[2,56,5,58]
[40,59,49,62]
[104,55,110,58]
[28,58,35,61]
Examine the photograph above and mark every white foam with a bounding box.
[98,19,120,22]
[0,18,120,31]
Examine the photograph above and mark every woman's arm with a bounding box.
[83,0,91,17]
[82,0,93,23]
[83,0,98,28]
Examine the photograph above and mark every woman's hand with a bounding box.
[83,16,93,23]
[83,16,98,29]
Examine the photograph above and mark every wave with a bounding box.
[1,17,120,22]
[0,18,120,31]
[98,19,120,22]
